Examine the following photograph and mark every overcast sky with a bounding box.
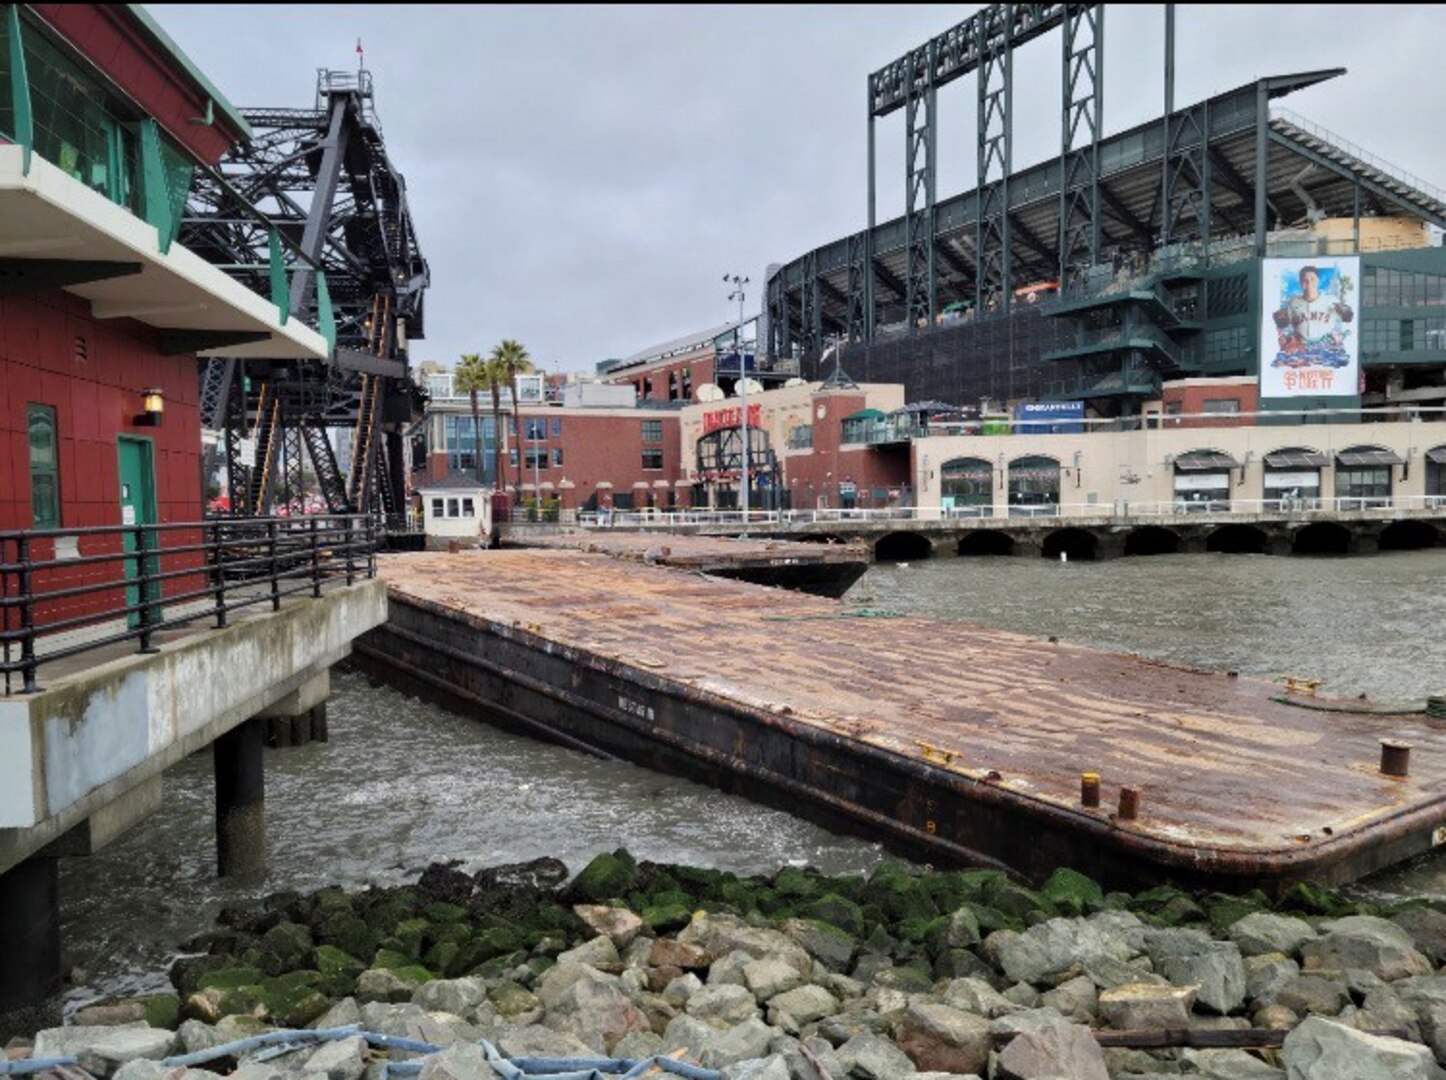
[152,5,1443,376]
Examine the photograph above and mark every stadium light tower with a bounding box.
[725,273,750,530]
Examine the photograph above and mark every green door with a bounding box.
[117,436,160,629]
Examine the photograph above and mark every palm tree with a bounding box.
[452,353,488,485]
[488,339,535,497]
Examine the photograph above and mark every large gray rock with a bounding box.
[702,1017,775,1068]
[1230,914,1319,958]
[555,935,620,969]
[1180,1047,1285,1078]
[1155,940,1247,1015]
[1273,972,1352,1018]
[113,1064,221,1080]
[1097,984,1195,1030]
[661,1013,720,1061]
[1394,908,1446,966]
[611,1031,664,1060]
[177,1020,225,1055]
[833,1031,917,1078]
[997,918,1135,985]
[415,1042,499,1080]
[779,919,857,973]
[1040,975,1097,1023]
[895,1002,990,1076]
[765,984,839,1033]
[492,1025,594,1060]
[721,1057,791,1080]
[689,983,762,1028]
[541,965,649,1052]
[1282,1014,1444,1079]
[1301,917,1432,982]
[1246,954,1301,1004]
[305,1036,367,1080]
[356,968,422,1004]
[310,997,363,1031]
[678,914,812,974]
[942,977,1020,1019]
[995,1017,1109,1080]
[32,1025,177,1078]
[412,978,487,1017]
[742,958,805,1001]
[662,972,703,1009]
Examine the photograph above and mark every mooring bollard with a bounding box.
[1118,786,1140,820]
[1081,772,1101,808]
[1380,740,1412,778]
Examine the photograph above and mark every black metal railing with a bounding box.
[1,515,376,695]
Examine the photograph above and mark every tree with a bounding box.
[453,353,489,485]
[488,339,535,496]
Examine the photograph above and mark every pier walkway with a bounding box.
[364,549,1446,892]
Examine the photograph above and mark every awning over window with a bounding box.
[1426,447,1446,464]
[844,408,886,421]
[1336,449,1404,467]
[1264,451,1330,469]
[1174,452,1240,471]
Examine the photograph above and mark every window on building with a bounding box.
[551,418,563,437]
[509,448,518,466]
[431,498,444,518]
[642,377,653,399]
[461,498,475,518]
[641,420,663,443]
[682,368,693,399]
[27,403,60,528]
[1202,399,1240,414]
[446,498,459,517]
[525,418,546,440]
[642,449,664,471]
[552,448,564,467]
[524,449,548,470]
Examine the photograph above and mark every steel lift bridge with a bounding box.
[184,69,429,522]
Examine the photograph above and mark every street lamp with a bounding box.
[725,273,750,530]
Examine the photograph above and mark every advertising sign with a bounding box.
[702,402,762,435]
[1260,257,1359,398]
[1014,400,1085,434]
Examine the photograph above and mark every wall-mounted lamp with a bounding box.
[1239,449,1254,487]
[134,388,164,428]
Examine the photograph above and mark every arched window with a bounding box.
[1427,445,1446,506]
[1262,446,1328,510]
[941,457,993,517]
[1007,456,1059,516]
[1335,445,1402,508]
[1172,449,1237,512]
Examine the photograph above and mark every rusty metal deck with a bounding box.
[369,549,1446,888]
[509,532,870,597]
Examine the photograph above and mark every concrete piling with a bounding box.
[214,717,266,876]
[0,857,60,1011]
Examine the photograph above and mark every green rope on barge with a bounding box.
[1269,694,1422,716]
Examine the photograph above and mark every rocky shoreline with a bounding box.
[10,852,1446,1079]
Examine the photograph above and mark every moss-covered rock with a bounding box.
[259,970,330,1028]
[772,866,820,901]
[642,895,694,934]
[800,893,866,938]
[568,848,640,903]
[424,941,461,978]
[862,863,939,924]
[982,880,1051,922]
[139,993,180,1031]
[315,912,378,962]
[1039,868,1104,918]
[392,917,430,961]
[257,920,315,976]
[315,944,365,997]
[1205,892,1268,934]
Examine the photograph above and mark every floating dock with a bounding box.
[359,550,1446,892]
[507,532,870,597]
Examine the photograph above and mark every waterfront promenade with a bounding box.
[362,549,1446,892]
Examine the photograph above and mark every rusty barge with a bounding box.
[506,531,871,598]
[356,549,1446,892]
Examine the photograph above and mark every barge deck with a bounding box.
[360,549,1446,891]
[506,531,870,597]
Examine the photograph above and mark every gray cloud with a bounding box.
[150,4,1441,373]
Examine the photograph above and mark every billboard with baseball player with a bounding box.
[1259,256,1360,397]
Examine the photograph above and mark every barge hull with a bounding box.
[363,551,1446,893]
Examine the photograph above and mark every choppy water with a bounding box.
[57,547,1446,1004]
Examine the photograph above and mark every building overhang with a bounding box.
[0,146,328,361]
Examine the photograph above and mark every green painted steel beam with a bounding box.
[268,227,288,326]
[316,270,336,354]
[6,4,33,174]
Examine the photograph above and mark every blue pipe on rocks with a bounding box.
[0,1059,82,1076]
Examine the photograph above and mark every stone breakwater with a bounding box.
[13,852,1446,1079]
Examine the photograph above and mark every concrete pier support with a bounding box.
[261,670,331,748]
[214,718,266,877]
[0,858,60,1011]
